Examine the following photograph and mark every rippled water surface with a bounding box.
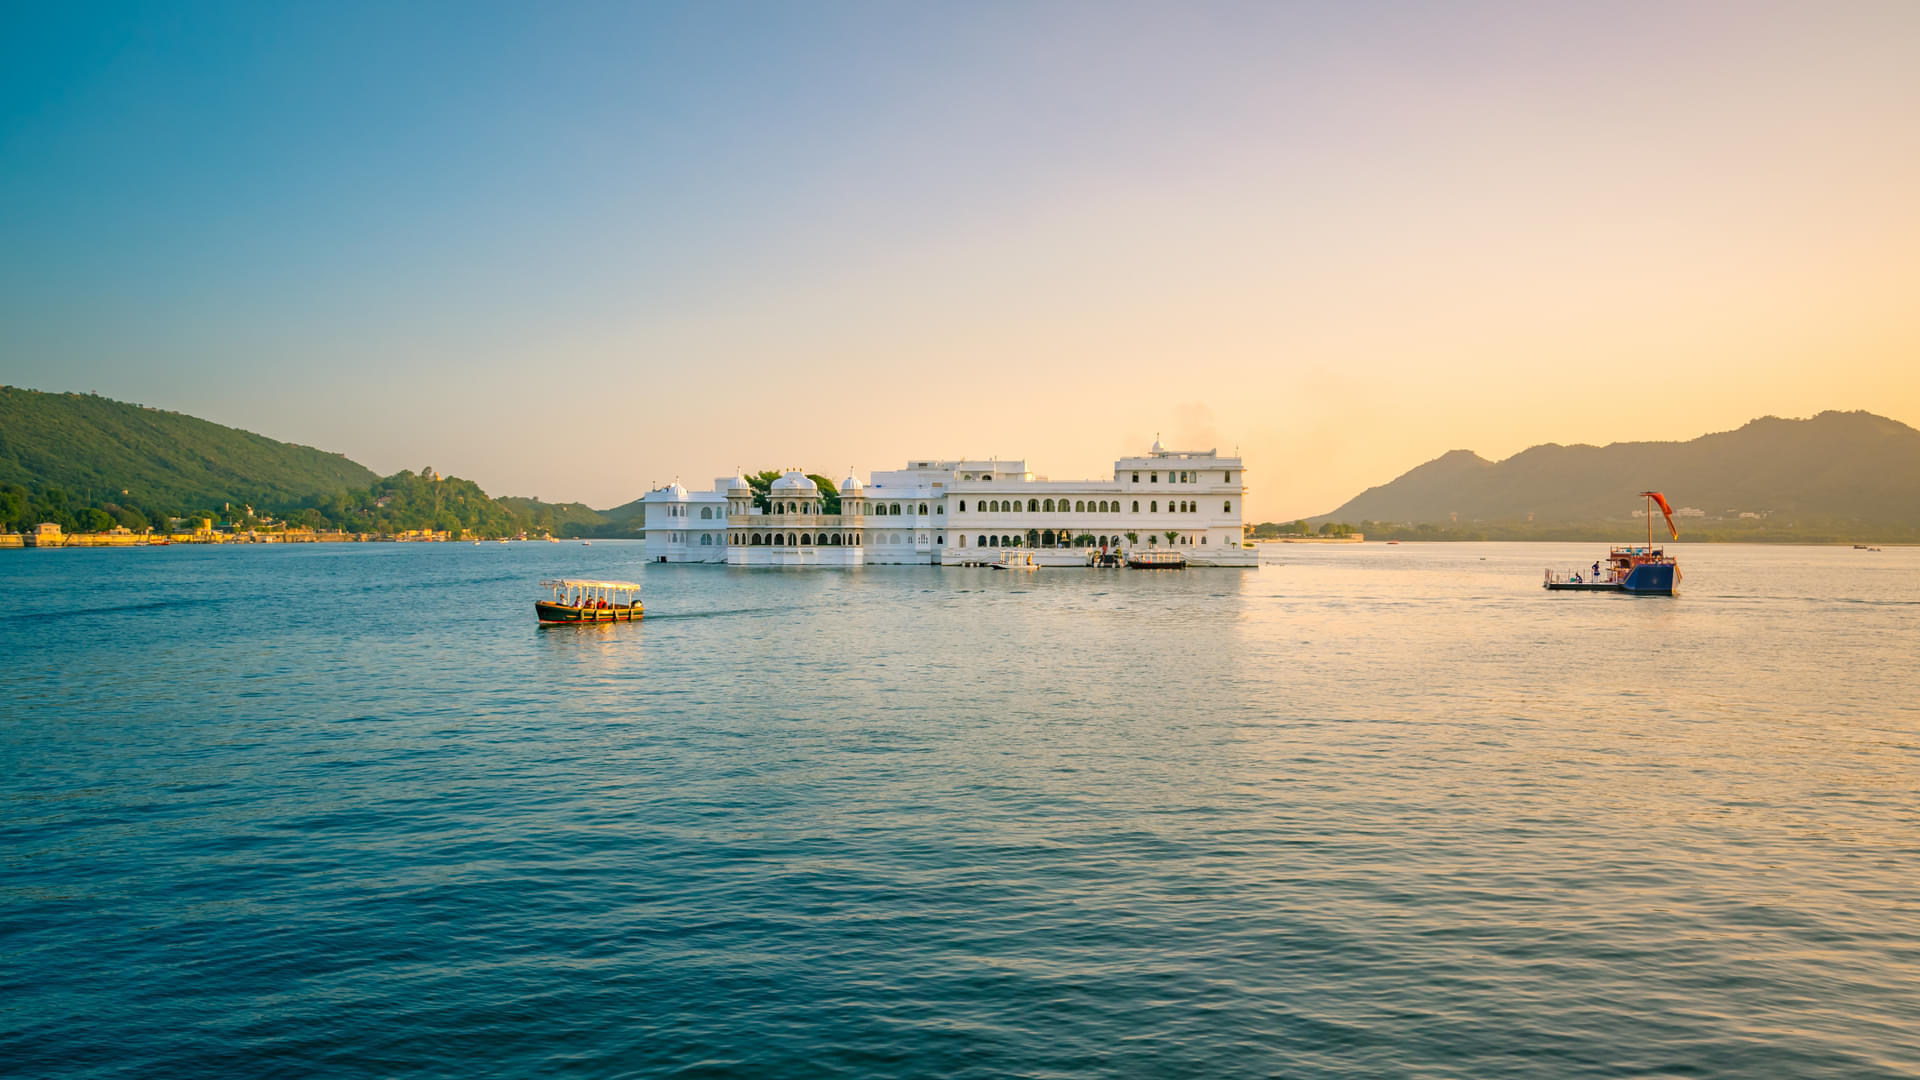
[3,541,1918,1078]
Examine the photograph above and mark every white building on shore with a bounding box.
[642,442,1252,567]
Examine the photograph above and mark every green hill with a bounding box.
[0,387,594,538]
[1314,411,1920,541]
[0,387,378,519]
[496,496,616,538]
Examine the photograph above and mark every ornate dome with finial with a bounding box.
[726,472,751,493]
[1151,434,1164,453]
[664,481,687,498]
[771,470,818,493]
[839,471,862,494]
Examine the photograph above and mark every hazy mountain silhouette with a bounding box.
[1319,411,1920,527]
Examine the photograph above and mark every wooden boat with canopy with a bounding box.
[537,579,643,623]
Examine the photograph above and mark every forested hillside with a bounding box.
[0,387,626,537]
[0,387,377,523]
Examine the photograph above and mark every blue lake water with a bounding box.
[3,541,1917,1078]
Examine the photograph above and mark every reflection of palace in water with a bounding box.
[642,441,1253,567]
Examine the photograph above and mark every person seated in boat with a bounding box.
[1571,571,1582,583]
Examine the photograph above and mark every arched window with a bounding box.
[700,507,711,519]
[976,535,985,547]
[1132,500,1139,512]
[958,535,966,547]
[988,535,998,547]
[1028,499,1038,512]
[918,503,928,515]
[891,503,903,515]
[1042,529,1055,546]
[1043,499,1054,512]
[1224,500,1232,512]
[700,533,712,545]
[800,534,812,545]
[1150,501,1157,512]
[958,501,966,512]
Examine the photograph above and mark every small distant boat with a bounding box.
[536,579,642,624]
[1127,551,1187,569]
[1854,544,1882,551]
[992,550,1038,570]
[1386,540,1400,545]
[148,538,171,546]
[1546,491,1681,595]
[546,536,559,543]
[582,540,591,546]
[498,539,510,545]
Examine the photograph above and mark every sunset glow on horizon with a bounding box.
[3,1,1915,518]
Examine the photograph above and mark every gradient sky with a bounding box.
[3,1,1916,518]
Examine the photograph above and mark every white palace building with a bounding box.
[641,442,1253,567]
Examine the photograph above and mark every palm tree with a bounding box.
[1165,529,1180,546]
[1124,531,1138,547]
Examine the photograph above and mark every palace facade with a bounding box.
[641,442,1252,567]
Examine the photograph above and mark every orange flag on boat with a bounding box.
[1640,491,1678,539]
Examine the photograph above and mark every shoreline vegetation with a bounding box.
[1248,519,1917,545]
[5,387,1918,548]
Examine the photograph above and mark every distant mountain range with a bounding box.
[1317,411,1920,536]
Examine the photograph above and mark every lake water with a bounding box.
[3,541,1917,1078]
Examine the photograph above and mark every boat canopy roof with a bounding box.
[541,579,642,591]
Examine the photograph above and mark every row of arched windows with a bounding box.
[853,503,933,516]
[728,532,945,547]
[738,497,1235,520]
[956,498,1233,514]
[739,532,862,547]
[959,532,1124,549]
[962,498,1122,513]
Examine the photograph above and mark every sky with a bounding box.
[2,1,1916,519]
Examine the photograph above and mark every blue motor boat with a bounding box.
[1545,492,1682,595]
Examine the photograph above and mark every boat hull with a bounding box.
[535,601,642,624]
[1620,562,1678,595]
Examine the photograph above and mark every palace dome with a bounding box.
[771,470,817,493]
[839,472,863,494]
[663,481,687,499]
[726,473,752,492]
